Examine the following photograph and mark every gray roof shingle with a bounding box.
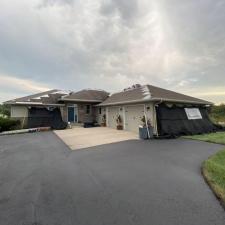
[4,89,68,105]
[98,85,212,106]
[62,89,109,102]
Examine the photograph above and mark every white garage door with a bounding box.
[125,105,144,133]
[108,107,119,129]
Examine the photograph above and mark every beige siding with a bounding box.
[11,106,28,118]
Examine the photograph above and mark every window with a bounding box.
[99,107,102,114]
[86,105,91,114]
[185,108,202,120]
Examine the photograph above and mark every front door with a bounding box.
[68,107,75,122]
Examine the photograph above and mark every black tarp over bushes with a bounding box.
[27,107,67,129]
[156,104,217,137]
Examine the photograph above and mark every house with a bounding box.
[4,84,216,136]
[96,84,215,136]
[4,89,109,129]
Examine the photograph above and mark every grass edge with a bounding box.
[201,160,225,210]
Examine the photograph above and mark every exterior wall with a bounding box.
[96,107,106,125]
[78,103,96,123]
[62,102,97,123]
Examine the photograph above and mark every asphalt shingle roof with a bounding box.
[4,85,212,106]
[4,89,68,105]
[62,89,109,102]
[98,85,212,106]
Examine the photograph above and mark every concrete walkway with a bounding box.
[54,127,139,150]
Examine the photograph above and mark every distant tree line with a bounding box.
[209,104,225,123]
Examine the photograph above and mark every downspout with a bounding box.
[21,107,27,129]
[154,98,163,137]
[144,104,150,139]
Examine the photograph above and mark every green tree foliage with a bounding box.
[0,104,10,117]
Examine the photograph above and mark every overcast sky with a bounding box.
[0,0,225,104]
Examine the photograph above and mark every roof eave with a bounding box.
[4,102,65,107]
[151,98,213,105]
[96,97,213,107]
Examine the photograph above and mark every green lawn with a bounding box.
[185,132,225,207]
[202,150,225,205]
[185,132,225,145]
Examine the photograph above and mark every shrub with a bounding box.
[0,117,20,132]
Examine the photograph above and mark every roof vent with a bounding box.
[123,84,142,92]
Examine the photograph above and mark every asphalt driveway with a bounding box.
[0,132,224,225]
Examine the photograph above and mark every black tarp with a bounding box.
[156,104,218,137]
[27,107,67,129]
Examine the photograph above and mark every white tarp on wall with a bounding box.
[185,108,202,120]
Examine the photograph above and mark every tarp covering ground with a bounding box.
[28,107,67,129]
[156,104,218,137]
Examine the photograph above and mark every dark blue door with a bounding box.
[68,107,75,122]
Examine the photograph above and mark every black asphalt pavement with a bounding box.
[0,132,224,225]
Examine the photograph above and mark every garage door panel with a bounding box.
[108,107,119,129]
[125,105,144,133]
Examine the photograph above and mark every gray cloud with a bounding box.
[100,0,139,25]
[0,0,225,103]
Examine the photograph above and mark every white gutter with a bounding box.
[150,98,213,105]
[7,102,65,106]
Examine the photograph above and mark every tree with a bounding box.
[0,104,10,117]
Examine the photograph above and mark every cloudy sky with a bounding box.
[0,0,225,104]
